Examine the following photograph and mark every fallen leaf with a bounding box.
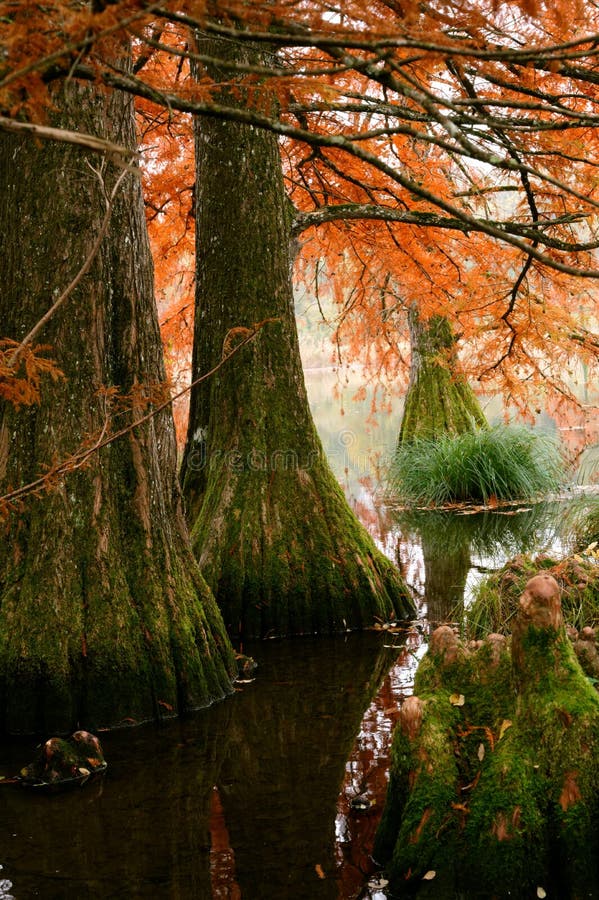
[422,870,436,880]
[477,743,485,762]
[450,693,465,706]
[559,771,581,811]
[498,719,512,741]
[315,864,325,880]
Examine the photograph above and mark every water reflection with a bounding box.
[393,502,570,628]
[0,634,405,899]
[214,636,399,899]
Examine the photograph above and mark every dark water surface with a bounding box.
[0,633,420,899]
[0,491,586,899]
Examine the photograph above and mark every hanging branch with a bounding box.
[0,319,277,515]
[0,118,136,160]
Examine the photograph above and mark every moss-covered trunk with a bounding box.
[181,34,413,639]
[0,76,236,733]
[374,574,599,898]
[399,306,487,443]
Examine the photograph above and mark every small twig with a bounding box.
[0,118,136,161]
[0,321,275,510]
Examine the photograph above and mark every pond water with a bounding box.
[0,372,595,899]
[0,633,420,899]
[0,495,580,899]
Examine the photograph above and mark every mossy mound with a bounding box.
[374,574,599,898]
[20,730,106,788]
[467,552,599,638]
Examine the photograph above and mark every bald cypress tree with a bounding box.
[181,34,413,639]
[0,76,235,733]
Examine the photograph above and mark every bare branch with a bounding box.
[0,118,136,159]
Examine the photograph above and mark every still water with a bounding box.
[0,633,419,899]
[0,372,593,899]
[0,499,578,899]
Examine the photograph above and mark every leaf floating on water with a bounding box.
[537,888,547,898]
[498,719,512,741]
[315,864,326,880]
[477,743,485,762]
[422,870,436,880]
[449,693,465,706]
[369,876,389,889]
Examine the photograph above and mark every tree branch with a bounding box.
[0,319,275,513]
[0,118,136,160]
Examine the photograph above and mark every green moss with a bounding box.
[193,446,414,639]
[0,89,237,734]
[376,598,599,897]
[399,314,487,445]
[467,553,599,638]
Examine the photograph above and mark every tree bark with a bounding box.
[0,75,235,733]
[181,34,413,639]
[399,306,487,443]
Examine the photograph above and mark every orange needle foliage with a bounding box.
[1,0,598,435]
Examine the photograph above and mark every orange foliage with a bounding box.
[0,340,63,407]
[1,0,598,437]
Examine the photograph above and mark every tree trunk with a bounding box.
[374,575,599,898]
[181,34,413,639]
[399,306,487,443]
[0,76,235,733]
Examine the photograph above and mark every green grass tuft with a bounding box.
[389,424,564,506]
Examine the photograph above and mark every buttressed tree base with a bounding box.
[374,574,599,898]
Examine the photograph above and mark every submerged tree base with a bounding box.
[374,574,599,898]
[193,454,414,639]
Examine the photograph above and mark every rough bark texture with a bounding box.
[398,307,487,444]
[374,575,599,898]
[0,77,235,734]
[181,34,413,639]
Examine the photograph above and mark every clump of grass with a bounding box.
[575,500,599,550]
[389,425,564,507]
